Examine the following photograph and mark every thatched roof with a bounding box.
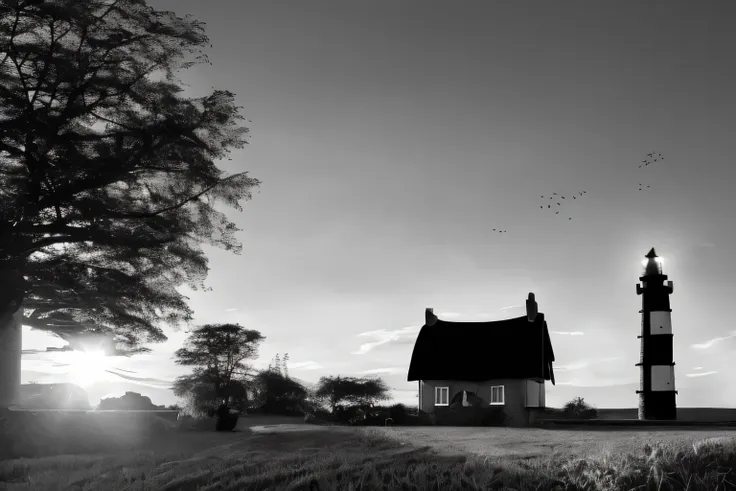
[407,313,555,384]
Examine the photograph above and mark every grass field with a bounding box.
[369,425,736,460]
[3,415,736,490]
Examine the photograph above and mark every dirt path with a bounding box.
[249,423,348,434]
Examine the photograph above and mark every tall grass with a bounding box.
[2,412,736,490]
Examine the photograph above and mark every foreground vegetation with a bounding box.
[3,411,736,490]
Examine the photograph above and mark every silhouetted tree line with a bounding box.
[169,323,419,428]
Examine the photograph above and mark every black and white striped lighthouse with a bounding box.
[635,248,677,420]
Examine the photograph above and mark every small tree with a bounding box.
[173,372,249,416]
[172,324,264,414]
[281,353,289,379]
[563,396,597,419]
[314,376,391,414]
[250,369,307,415]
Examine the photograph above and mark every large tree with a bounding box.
[0,0,258,406]
[172,323,264,413]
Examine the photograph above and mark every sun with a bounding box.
[67,349,110,388]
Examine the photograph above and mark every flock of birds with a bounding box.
[638,152,663,192]
[639,152,664,168]
[538,191,587,221]
[489,152,664,234]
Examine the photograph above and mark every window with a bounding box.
[490,385,505,405]
[434,386,449,406]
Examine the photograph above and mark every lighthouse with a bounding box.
[635,248,677,420]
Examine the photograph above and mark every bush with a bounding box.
[563,397,598,419]
[215,412,238,431]
[259,398,304,416]
[401,414,423,426]
[355,408,391,426]
[481,407,508,426]
[388,403,408,425]
[335,405,369,425]
[303,408,336,425]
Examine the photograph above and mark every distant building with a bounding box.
[407,293,556,427]
[97,391,165,410]
[18,383,91,410]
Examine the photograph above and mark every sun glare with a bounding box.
[68,349,110,388]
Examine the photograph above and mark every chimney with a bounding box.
[425,308,438,326]
[526,293,538,322]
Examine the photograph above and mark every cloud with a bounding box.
[225,308,238,312]
[103,370,175,389]
[360,367,403,375]
[499,305,523,311]
[352,326,421,355]
[693,367,703,370]
[551,331,584,336]
[436,312,495,320]
[555,357,621,372]
[288,361,324,370]
[691,331,736,349]
[551,379,636,388]
[685,371,718,378]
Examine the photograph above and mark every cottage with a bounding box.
[407,293,556,427]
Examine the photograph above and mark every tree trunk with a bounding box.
[0,306,23,408]
[0,265,27,408]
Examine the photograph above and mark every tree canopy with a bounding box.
[249,355,309,415]
[314,376,391,413]
[172,323,264,412]
[0,0,258,354]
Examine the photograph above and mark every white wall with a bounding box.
[649,311,672,335]
[651,365,676,391]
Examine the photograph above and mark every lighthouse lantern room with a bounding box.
[635,248,677,420]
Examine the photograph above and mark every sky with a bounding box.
[20,0,736,410]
